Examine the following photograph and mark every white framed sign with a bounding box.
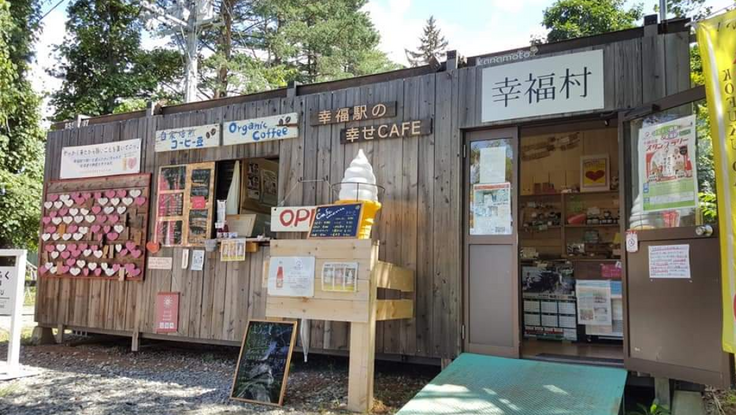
[223,112,299,146]
[0,250,27,378]
[271,206,316,232]
[268,256,315,297]
[155,123,220,152]
[481,49,604,123]
[60,138,141,179]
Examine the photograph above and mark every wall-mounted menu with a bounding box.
[39,173,151,281]
[308,203,363,238]
[230,320,297,406]
[155,162,215,247]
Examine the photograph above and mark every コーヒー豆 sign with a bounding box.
[223,113,299,146]
[271,206,316,232]
[60,138,141,179]
[155,124,220,152]
[481,50,604,123]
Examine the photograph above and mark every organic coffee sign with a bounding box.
[340,119,432,143]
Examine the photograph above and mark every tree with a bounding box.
[50,0,183,121]
[405,16,449,67]
[540,0,643,43]
[0,0,45,250]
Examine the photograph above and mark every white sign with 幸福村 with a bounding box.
[481,50,604,122]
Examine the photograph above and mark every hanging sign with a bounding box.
[268,256,316,297]
[310,101,397,125]
[155,292,179,333]
[60,138,141,179]
[271,206,317,232]
[696,9,736,353]
[340,119,432,143]
[625,231,639,253]
[638,115,698,212]
[155,124,220,152]
[308,203,363,238]
[481,50,604,122]
[223,113,299,145]
[231,320,297,406]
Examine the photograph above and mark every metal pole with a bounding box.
[184,0,199,103]
[659,0,667,22]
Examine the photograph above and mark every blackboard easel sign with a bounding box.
[307,203,364,239]
[230,320,298,406]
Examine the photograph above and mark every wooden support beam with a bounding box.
[55,324,65,344]
[374,261,415,292]
[375,300,414,321]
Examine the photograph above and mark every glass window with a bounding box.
[469,139,514,235]
[627,100,716,229]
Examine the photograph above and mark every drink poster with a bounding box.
[638,115,698,212]
[268,256,315,297]
[321,262,359,292]
[230,320,297,406]
[220,239,246,262]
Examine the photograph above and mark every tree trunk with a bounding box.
[214,0,234,99]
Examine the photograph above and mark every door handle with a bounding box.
[695,224,713,237]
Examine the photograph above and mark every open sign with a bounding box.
[271,206,317,232]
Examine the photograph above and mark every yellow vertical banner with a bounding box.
[697,10,736,353]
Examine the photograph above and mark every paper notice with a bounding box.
[480,146,507,184]
[649,244,691,279]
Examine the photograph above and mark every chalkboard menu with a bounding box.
[308,203,363,238]
[231,320,297,406]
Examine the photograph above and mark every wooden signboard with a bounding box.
[155,162,215,247]
[38,173,151,281]
[230,320,298,406]
[309,101,397,126]
[307,203,364,239]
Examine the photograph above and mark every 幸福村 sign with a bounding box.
[481,50,604,123]
[223,113,299,145]
[155,124,220,152]
[60,138,141,179]
[340,119,432,143]
[310,102,397,125]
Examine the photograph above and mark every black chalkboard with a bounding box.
[159,166,186,191]
[230,320,297,406]
[308,203,363,238]
[190,168,211,186]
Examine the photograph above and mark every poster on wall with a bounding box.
[223,113,299,145]
[155,124,220,152]
[479,146,507,184]
[221,239,246,262]
[638,115,698,212]
[268,256,315,297]
[155,292,179,333]
[481,50,604,123]
[576,280,612,326]
[60,138,142,179]
[471,183,512,235]
[580,154,610,192]
[191,249,205,271]
[321,262,359,292]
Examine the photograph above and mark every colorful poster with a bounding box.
[696,8,736,353]
[471,182,512,235]
[220,239,246,262]
[155,292,179,333]
[60,138,141,179]
[576,280,612,326]
[321,262,359,292]
[581,155,609,191]
[648,245,691,279]
[638,115,698,212]
[223,113,299,145]
[155,124,220,152]
[268,256,315,297]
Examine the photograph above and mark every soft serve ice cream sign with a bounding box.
[223,112,299,145]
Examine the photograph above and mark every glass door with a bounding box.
[463,128,519,357]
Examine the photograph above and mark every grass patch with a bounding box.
[0,326,35,346]
[23,286,36,307]
[0,382,20,398]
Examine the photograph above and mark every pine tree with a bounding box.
[405,16,448,67]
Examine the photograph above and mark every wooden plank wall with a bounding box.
[35,32,689,361]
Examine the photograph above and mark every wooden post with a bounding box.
[347,283,377,413]
[55,324,65,344]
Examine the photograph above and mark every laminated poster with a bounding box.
[648,244,691,279]
[479,146,507,184]
[638,115,698,212]
[576,280,612,326]
[190,249,205,271]
[268,256,315,297]
[471,182,512,235]
[220,239,246,262]
[321,262,358,292]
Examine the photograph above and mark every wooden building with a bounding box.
[35,18,734,389]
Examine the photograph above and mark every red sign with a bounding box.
[156,292,179,333]
[191,196,206,209]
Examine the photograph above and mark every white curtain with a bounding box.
[226,161,240,215]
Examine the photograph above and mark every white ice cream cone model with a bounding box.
[337,149,382,239]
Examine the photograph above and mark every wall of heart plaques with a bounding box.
[38,174,151,281]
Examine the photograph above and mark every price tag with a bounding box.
[626,230,638,253]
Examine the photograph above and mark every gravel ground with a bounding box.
[0,336,438,415]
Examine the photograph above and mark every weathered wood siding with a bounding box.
[36,30,690,360]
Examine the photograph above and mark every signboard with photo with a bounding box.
[268,256,315,297]
[321,262,359,292]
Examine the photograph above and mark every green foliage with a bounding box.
[626,402,671,415]
[50,0,184,121]
[541,0,643,43]
[699,191,717,222]
[0,0,45,251]
[405,16,449,67]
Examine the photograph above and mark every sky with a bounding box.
[32,0,735,120]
